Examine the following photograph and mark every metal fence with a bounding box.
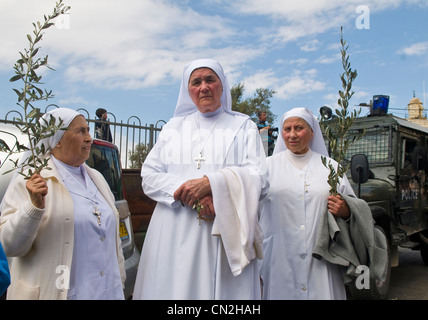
[0,105,165,169]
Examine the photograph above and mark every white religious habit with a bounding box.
[133,59,269,300]
[259,107,356,300]
[259,149,356,299]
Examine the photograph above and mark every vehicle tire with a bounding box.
[420,243,428,266]
[346,225,391,300]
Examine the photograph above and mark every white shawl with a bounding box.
[210,167,264,276]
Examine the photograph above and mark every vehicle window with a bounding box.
[86,144,124,201]
[401,138,418,171]
[344,126,392,164]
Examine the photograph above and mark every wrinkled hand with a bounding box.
[26,174,48,209]
[197,195,215,219]
[174,176,212,207]
[328,194,350,220]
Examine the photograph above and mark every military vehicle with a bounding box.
[321,96,428,299]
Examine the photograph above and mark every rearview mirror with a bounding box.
[351,154,369,184]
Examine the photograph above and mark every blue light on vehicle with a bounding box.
[371,95,389,116]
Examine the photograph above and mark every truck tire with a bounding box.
[347,225,391,300]
[421,243,428,266]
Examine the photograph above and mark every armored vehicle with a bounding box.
[322,101,428,299]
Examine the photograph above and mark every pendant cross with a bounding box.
[194,152,206,169]
[93,206,102,226]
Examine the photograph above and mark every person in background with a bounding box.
[0,108,125,300]
[95,108,112,142]
[257,111,275,156]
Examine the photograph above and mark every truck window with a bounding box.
[401,138,418,171]
[86,143,124,201]
[344,126,392,164]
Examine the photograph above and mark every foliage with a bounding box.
[320,27,365,195]
[3,1,70,178]
[128,143,150,169]
[231,83,277,124]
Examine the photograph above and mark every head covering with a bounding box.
[9,108,82,183]
[18,108,82,168]
[173,59,239,118]
[96,108,107,118]
[273,107,328,156]
[1,108,83,216]
[39,108,83,152]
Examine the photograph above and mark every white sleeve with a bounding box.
[0,177,45,257]
[141,124,184,208]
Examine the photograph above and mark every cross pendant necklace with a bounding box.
[194,152,206,169]
[93,206,102,226]
[194,112,223,169]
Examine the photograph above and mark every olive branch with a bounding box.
[320,27,365,195]
[3,1,71,178]
[180,199,213,225]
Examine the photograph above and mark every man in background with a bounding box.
[95,108,112,142]
[257,111,276,156]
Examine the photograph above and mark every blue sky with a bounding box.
[1,0,427,129]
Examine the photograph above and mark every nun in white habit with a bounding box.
[133,59,269,300]
[0,108,125,300]
[259,107,355,300]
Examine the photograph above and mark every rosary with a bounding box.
[93,206,102,226]
[193,200,214,225]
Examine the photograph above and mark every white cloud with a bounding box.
[285,58,308,66]
[2,0,427,110]
[300,40,321,52]
[398,42,428,56]
[243,69,326,100]
[222,0,428,45]
[0,0,259,91]
[316,53,341,64]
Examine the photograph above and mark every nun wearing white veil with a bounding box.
[0,108,125,300]
[258,107,355,300]
[133,59,269,300]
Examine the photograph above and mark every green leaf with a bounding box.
[31,47,40,58]
[10,74,24,82]
[42,22,55,30]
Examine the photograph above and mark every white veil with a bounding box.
[173,59,243,118]
[273,107,328,156]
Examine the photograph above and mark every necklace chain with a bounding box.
[194,112,223,169]
[68,189,102,226]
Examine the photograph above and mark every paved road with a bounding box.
[387,247,428,300]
